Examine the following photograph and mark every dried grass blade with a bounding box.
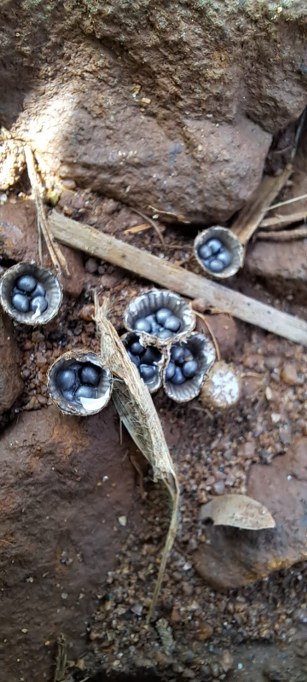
[24,145,70,276]
[94,294,180,621]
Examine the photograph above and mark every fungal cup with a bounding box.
[124,289,196,348]
[0,262,62,325]
[163,332,216,403]
[194,226,244,280]
[48,350,113,416]
[121,331,165,393]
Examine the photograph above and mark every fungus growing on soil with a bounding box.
[0,262,62,325]
[48,350,113,416]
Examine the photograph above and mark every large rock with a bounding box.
[0,405,136,681]
[0,311,23,413]
[194,438,307,590]
[0,1,306,222]
[0,200,85,297]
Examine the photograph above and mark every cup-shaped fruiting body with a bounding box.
[121,331,165,393]
[163,332,216,403]
[0,262,63,325]
[124,289,196,349]
[48,350,113,416]
[200,361,241,410]
[194,226,244,279]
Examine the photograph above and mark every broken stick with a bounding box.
[49,211,307,347]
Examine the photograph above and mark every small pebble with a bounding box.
[80,364,101,386]
[11,293,30,313]
[139,364,157,381]
[30,296,48,313]
[134,318,152,333]
[16,274,37,293]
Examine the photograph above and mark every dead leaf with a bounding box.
[199,494,275,530]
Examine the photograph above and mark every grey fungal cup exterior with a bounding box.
[0,261,63,325]
[194,226,244,279]
[121,331,165,393]
[47,350,113,416]
[163,332,216,404]
[124,289,196,348]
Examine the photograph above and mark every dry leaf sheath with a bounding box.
[94,294,180,621]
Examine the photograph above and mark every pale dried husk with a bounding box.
[124,289,196,348]
[194,226,244,279]
[48,349,113,416]
[0,261,62,325]
[200,360,241,410]
[94,295,180,621]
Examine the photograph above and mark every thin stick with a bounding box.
[49,211,307,346]
[231,165,293,245]
[260,209,307,229]
[257,226,307,241]
[24,146,70,276]
[267,193,307,212]
[130,208,165,245]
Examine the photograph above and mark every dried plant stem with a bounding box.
[94,295,180,621]
[131,208,165,245]
[50,211,307,346]
[231,165,293,245]
[257,226,307,241]
[53,634,67,682]
[267,192,307,212]
[259,209,307,229]
[24,146,70,276]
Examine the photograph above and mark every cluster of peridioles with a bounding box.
[0,261,241,415]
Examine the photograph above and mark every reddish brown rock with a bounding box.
[0,311,23,413]
[0,200,85,297]
[245,238,307,298]
[0,405,136,681]
[195,312,239,361]
[194,438,307,590]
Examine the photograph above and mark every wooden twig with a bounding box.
[257,226,307,241]
[130,208,165,245]
[259,209,307,229]
[267,192,307,212]
[53,634,67,682]
[49,211,307,346]
[231,165,293,245]
[24,146,70,277]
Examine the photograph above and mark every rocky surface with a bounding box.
[194,438,307,589]
[0,2,306,221]
[245,237,307,299]
[0,200,85,297]
[0,405,136,681]
[0,311,23,413]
